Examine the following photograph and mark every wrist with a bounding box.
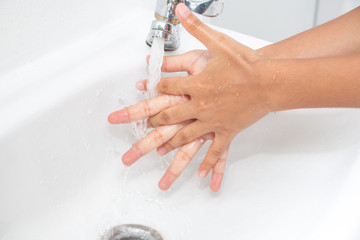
[257,42,298,59]
[255,58,288,113]
[257,45,277,58]
[257,44,284,59]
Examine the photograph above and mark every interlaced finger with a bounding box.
[210,145,229,192]
[156,76,192,95]
[147,50,210,74]
[156,120,208,155]
[121,123,186,166]
[149,102,195,127]
[108,95,188,124]
[158,138,205,190]
[198,137,229,178]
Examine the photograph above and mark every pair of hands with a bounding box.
[108,3,272,192]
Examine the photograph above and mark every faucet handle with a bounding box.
[184,0,224,17]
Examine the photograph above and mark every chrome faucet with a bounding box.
[146,0,224,51]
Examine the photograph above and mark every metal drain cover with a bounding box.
[102,224,163,240]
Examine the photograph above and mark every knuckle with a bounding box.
[142,99,152,116]
[132,143,144,156]
[148,117,158,127]
[166,138,180,150]
[194,80,207,92]
[201,161,214,171]
[176,131,189,144]
[160,112,171,124]
[163,143,175,152]
[198,100,207,110]
[216,33,228,43]
[178,149,192,163]
[177,82,186,94]
[152,128,165,145]
[217,156,227,164]
[209,146,222,157]
[147,118,154,128]
[167,169,180,178]
[188,17,203,34]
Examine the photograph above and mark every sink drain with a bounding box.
[102,224,163,240]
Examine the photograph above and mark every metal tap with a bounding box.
[146,0,224,51]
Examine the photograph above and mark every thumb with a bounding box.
[176,3,218,50]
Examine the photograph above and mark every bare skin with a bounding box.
[109,51,230,192]
[108,4,360,192]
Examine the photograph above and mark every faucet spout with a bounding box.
[146,0,224,51]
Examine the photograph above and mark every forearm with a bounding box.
[265,54,360,111]
[258,7,360,59]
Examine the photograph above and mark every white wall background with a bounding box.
[316,0,360,25]
[0,0,359,77]
[0,0,155,77]
[212,0,360,42]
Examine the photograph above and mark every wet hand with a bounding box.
[109,78,229,192]
[148,3,271,178]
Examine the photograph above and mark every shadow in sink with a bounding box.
[230,109,360,162]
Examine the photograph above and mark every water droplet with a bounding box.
[272,71,279,80]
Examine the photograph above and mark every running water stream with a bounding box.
[147,37,165,98]
[132,37,165,138]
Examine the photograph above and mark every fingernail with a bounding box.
[177,4,191,18]
[210,173,223,192]
[199,170,207,178]
[122,152,133,166]
[122,147,141,166]
[157,147,167,156]
[158,173,176,191]
[136,81,145,91]
[108,110,129,123]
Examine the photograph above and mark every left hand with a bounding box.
[109,51,230,192]
[108,94,230,192]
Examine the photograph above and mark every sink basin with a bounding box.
[1,5,360,240]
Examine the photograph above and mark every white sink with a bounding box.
[1,5,360,240]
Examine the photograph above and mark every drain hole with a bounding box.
[102,224,163,240]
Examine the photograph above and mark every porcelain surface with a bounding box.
[0,6,359,240]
